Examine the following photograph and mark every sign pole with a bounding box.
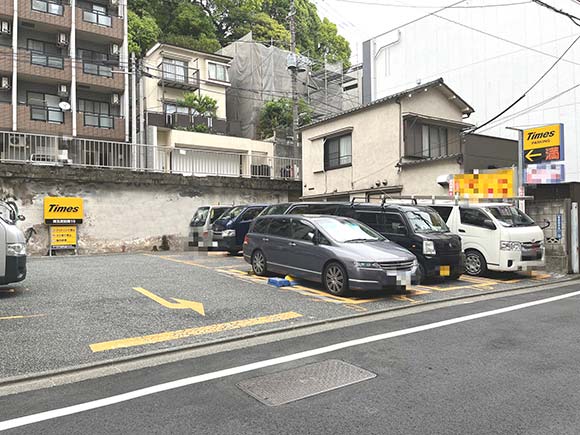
[517,129,525,212]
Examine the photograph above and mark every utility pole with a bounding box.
[289,0,299,147]
[131,52,137,145]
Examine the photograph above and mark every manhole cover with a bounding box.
[237,359,376,406]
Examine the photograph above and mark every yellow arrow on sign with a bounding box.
[133,287,205,316]
[525,149,543,163]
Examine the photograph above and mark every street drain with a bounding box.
[237,359,376,406]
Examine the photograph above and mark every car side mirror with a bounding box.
[540,219,550,230]
[308,231,318,244]
[483,219,496,230]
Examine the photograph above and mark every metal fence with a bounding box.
[0,131,301,180]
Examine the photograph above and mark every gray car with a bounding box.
[243,215,418,295]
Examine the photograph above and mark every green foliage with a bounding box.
[258,98,312,139]
[128,11,161,56]
[163,34,221,54]
[178,93,219,117]
[193,124,210,133]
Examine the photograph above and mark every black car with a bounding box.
[283,202,464,283]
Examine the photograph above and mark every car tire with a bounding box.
[227,249,239,255]
[464,250,487,276]
[415,263,426,285]
[449,272,462,280]
[251,250,267,276]
[323,262,349,296]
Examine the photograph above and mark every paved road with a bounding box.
[0,251,560,381]
[2,283,580,434]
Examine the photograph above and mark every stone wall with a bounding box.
[0,163,301,255]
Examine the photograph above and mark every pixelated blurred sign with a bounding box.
[556,214,562,240]
[523,124,564,164]
[452,169,514,199]
[525,163,565,185]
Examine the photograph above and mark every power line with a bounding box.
[325,0,531,8]
[531,0,580,25]
[468,33,580,134]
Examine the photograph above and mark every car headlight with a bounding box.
[412,259,419,267]
[423,240,436,255]
[222,229,236,237]
[500,241,521,251]
[7,243,26,256]
[354,261,381,269]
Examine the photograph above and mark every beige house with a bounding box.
[142,43,275,177]
[300,79,515,200]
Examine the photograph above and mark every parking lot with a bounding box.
[0,251,564,382]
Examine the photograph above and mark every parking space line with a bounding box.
[0,314,45,321]
[89,311,303,352]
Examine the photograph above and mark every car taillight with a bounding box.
[243,235,249,245]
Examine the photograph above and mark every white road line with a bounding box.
[2,289,579,431]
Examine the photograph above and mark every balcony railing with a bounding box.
[146,112,242,137]
[0,130,302,181]
[31,0,64,15]
[158,62,200,91]
[30,51,64,69]
[82,9,112,27]
[82,61,113,77]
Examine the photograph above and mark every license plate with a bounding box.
[440,265,450,276]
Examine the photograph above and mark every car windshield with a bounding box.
[405,210,449,233]
[210,207,230,223]
[260,204,291,216]
[190,207,209,226]
[486,206,535,227]
[218,206,245,221]
[316,217,385,243]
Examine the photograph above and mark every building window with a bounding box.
[77,48,114,77]
[164,103,190,115]
[404,120,449,159]
[31,0,64,16]
[27,92,64,123]
[79,99,113,128]
[162,58,187,83]
[83,3,112,27]
[27,39,64,69]
[324,134,352,170]
[207,62,229,83]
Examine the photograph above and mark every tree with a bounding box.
[178,93,219,117]
[128,11,161,56]
[258,98,312,139]
[317,18,351,67]
[163,34,221,54]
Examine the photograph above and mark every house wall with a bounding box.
[164,130,274,155]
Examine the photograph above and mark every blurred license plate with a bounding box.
[440,265,450,276]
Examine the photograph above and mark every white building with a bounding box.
[362,0,580,180]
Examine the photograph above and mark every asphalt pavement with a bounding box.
[0,251,564,381]
[2,283,580,434]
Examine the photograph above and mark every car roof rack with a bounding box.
[383,195,534,206]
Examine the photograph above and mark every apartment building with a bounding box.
[142,43,289,178]
[0,0,129,143]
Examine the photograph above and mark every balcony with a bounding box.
[17,48,72,82]
[158,63,200,91]
[76,7,123,42]
[146,112,242,137]
[18,0,71,30]
[77,61,124,91]
[17,105,72,136]
[76,112,124,141]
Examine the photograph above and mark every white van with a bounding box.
[431,203,545,276]
[188,205,231,249]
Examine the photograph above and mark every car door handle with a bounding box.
[262,237,270,242]
[288,242,296,246]
[458,229,466,233]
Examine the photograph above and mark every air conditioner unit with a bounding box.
[109,43,120,56]
[56,32,68,47]
[0,21,10,35]
[57,83,68,98]
[111,93,120,105]
[9,135,26,148]
[0,77,10,90]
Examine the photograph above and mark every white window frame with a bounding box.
[206,60,230,85]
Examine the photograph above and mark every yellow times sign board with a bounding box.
[452,169,514,199]
[44,197,83,224]
[50,225,77,248]
[523,124,562,151]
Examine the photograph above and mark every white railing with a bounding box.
[0,131,302,180]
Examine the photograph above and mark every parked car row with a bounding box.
[188,200,545,294]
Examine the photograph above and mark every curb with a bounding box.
[1,275,578,390]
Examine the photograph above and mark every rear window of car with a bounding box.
[268,217,292,238]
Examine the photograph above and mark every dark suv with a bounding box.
[211,204,267,254]
[284,202,464,283]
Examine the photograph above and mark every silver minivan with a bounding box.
[189,205,231,249]
[243,214,418,295]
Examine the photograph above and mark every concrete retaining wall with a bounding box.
[0,163,301,255]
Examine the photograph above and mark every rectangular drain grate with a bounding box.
[237,359,376,406]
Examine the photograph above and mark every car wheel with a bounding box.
[464,250,487,276]
[227,249,239,255]
[414,263,426,285]
[323,262,349,296]
[449,272,462,280]
[251,250,267,276]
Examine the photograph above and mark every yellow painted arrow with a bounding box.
[133,287,205,316]
[525,149,543,163]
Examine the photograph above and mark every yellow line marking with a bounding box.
[0,314,45,321]
[133,287,205,316]
[459,276,497,285]
[143,254,214,270]
[90,311,302,352]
